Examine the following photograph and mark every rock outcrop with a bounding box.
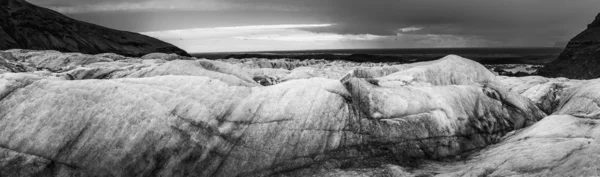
[0,0,189,57]
[539,13,600,79]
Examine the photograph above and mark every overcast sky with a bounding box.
[29,0,600,53]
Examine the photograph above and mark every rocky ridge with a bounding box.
[0,50,599,176]
[539,13,600,79]
[0,0,189,57]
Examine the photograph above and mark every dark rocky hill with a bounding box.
[0,0,190,57]
[539,13,600,79]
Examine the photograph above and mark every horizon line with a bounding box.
[189,46,565,54]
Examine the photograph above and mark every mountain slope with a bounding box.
[0,0,190,57]
[539,13,600,79]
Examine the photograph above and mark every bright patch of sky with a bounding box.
[397,27,423,33]
[142,24,497,53]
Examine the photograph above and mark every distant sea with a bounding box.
[193,47,564,65]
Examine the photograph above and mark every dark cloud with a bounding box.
[263,0,599,46]
[28,0,600,47]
